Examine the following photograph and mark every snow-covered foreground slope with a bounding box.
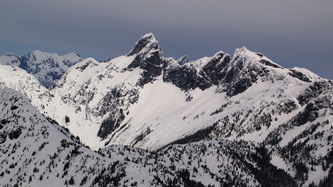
[0,50,82,88]
[0,88,158,186]
[0,88,298,186]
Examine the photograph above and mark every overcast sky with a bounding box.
[1,0,332,79]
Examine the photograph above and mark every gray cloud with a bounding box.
[1,0,332,79]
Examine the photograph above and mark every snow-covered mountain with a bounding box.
[0,33,332,186]
[0,50,82,88]
[44,33,331,150]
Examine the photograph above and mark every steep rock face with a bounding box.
[163,51,231,91]
[163,65,210,91]
[96,85,139,139]
[127,33,166,86]
[220,47,274,96]
[200,51,231,85]
[0,50,82,88]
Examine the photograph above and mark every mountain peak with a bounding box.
[233,46,257,60]
[238,46,248,52]
[142,32,156,40]
[28,50,49,61]
[127,33,160,56]
[232,47,283,69]
[176,55,189,65]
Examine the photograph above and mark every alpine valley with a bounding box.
[0,33,332,186]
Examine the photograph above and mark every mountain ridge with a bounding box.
[0,33,332,186]
[46,34,330,150]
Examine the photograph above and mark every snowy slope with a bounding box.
[0,50,82,88]
[0,64,52,110]
[1,88,296,186]
[0,88,158,186]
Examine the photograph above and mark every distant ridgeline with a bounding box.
[0,50,82,88]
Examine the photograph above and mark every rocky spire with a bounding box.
[127,33,160,56]
[127,33,164,86]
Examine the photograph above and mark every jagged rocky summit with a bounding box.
[0,33,333,186]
